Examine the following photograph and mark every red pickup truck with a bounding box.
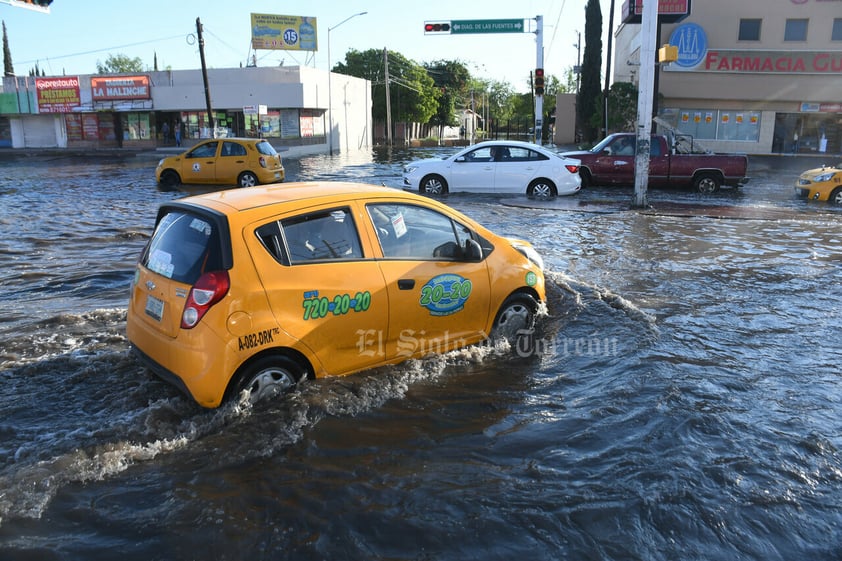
[560,133,749,193]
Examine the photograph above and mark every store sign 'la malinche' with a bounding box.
[91,76,151,101]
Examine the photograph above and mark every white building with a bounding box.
[0,66,371,157]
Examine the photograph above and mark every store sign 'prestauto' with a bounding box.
[91,76,151,101]
[35,77,81,113]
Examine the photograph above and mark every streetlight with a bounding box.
[328,11,367,155]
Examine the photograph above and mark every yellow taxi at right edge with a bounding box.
[126,182,546,409]
[795,162,842,204]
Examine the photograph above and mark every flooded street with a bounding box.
[1,147,842,560]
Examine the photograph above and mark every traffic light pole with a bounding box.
[533,15,543,145]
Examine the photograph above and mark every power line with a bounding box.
[15,34,185,66]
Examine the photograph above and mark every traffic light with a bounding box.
[424,21,451,34]
[534,68,545,96]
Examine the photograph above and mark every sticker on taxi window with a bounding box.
[391,213,407,238]
[419,274,472,316]
[302,290,372,320]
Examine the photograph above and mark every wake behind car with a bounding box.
[155,137,285,188]
[127,182,546,409]
[403,140,581,197]
[795,162,842,204]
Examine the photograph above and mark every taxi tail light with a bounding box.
[259,156,268,168]
[565,164,580,174]
[181,270,230,329]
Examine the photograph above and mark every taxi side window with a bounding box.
[367,203,470,260]
[221,141,247,157]
[189,142,218,158]
[282,208,362,263]
[256,208,363,265]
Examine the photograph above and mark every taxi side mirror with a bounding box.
[464,239,483,262]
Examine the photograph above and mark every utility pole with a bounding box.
[603,0,615,136]
[383,48,392,147]
[196,17,214,134]
[533,15,544,144]
[574,31,581,94]
[633,0,657,209]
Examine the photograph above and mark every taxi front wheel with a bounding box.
[237,356,304,405]
[491,294,537,343]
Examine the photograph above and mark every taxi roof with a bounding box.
[179,182,420,214]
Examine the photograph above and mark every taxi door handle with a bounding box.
[397,279,415,290]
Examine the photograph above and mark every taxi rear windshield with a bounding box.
[141,210,224,284]
[256,140,279,156]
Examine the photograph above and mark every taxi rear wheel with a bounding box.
[491,294,538,343]
[238,171,259,188]
[830,188,842,205]
[237,356,304,405]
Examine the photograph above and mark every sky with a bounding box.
[1,0,619,93]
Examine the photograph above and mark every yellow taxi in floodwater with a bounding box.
[127,182,546,408]
[794,162,842,204]
[155,137,285,188]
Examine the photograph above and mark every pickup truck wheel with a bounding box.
[694,173,721,194]
[830,188,842,205]
[527,179,557,198]
[579,169,592,189]
[421,174,448,195]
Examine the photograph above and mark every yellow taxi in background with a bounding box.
[795,162,842,204]
[127,182,546,409]
[155,137,285,188]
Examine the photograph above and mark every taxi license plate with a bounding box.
[145,294,164,321]
[274,172,281,179]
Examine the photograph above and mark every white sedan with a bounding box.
[402,140,581,197]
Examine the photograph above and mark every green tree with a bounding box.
[578,0,603,142]
[604,81,638,133]
[424,60,471,135]
[96,53,144,74]
[2,21,13,77]
[334,48,438,124]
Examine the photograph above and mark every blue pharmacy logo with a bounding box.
[669,23,708,69]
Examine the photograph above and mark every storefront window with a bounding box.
[123,113,151,140]
[237,109,326,139]
[281,109,299,138]
[181,111,229,139]
[0,116,11,147]
[661,108,761,142]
